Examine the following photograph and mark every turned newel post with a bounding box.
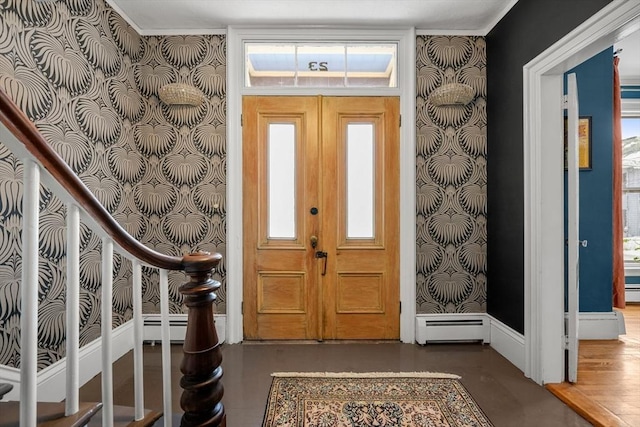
[179,251,226,427]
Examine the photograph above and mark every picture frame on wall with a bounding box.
[564,116,592,170]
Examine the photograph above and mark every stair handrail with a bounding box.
[0,89,193,270]
[0,88,226,426]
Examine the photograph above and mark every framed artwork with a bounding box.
[564,116,592,170]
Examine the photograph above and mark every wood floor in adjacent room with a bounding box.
[547,303,640,427]
[81,340,591,426]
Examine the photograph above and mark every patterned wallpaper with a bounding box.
[0,3,484,370]
[0,0,226,369]
[415,36,487,313]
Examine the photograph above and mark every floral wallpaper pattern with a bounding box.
[415,36,487,313]
[0,0,226,369]
[0,4,485,371]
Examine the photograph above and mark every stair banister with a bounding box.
[0,89,226,426]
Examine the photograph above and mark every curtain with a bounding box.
[612,55,625,309]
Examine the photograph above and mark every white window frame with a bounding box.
[622,101,640,276]
[226,27,416,343]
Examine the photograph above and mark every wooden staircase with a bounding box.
[0,401,102,427]
[0,381,161,427]
[0,401,166,427]
[0,85,226,425]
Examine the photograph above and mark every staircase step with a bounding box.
[0,383,13,399]
[86,405,163,427]
[0,401,102,427]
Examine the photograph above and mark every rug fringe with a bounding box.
[270,371,461,379]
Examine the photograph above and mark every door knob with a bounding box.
[310,235,318,249]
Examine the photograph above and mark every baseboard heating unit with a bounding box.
[415,314,490,344]
[626,285,640,303]
[143,314,226,343]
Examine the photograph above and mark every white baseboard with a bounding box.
[413,313,525,374]
[571,311,625,339]
[487,315,526,373]
[625,285,640,303]
[484,311,623,374]
[0,314,228,403]
[143,314,226,343]
[0,320,134,402]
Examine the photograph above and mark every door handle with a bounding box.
[310,235,318,249]
[565,239,588,247]
[315,251,328,275]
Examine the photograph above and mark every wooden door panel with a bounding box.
[321,97,400,340]
[243,96,399,341]
[257,272,307,313]
[243,96,319,340]
[336,273,385,313]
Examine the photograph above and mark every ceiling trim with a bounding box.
[480,0,519,35]
[104,0,142,34]
[105,0,227,36]
[415,29,485,36]
[106,0,518,38]
[137,28,227,36]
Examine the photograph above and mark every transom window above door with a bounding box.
[244,42,397,88]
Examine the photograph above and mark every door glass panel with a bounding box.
[245,44,296,87]
[346,123,374,238]
[296,44,346,87]
[268,123,296,239]
[346,44,397,87]
[245,42,397,88]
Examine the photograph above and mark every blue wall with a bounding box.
[564,47,613,312]
[621,86,640,99]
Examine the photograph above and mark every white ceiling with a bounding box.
[108,0,518,35]
[107,0,638,83]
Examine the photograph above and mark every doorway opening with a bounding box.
[524,0,640,384]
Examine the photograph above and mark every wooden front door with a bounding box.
[243,96,399,340]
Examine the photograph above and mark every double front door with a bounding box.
[242,96,399,340]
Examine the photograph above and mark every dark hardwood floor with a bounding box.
[80,340,591,426]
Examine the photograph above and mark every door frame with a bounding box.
[226,27,417,343]
[523,0,640,384]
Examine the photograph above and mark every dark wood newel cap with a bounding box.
[182,251,223,273]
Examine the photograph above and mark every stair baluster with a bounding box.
[101,239,115,425]
[159,269,173,427]
[132,260,145,421]
[66,203,81,416]
[20,159,40,427]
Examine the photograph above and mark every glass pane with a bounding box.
[346,44,397,87]
[296,44,346,87]
[268,124,296,239]
[347,123,374,239]
[244,42,397,88]
[246,43,296,87]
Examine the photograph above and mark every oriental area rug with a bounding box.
[262,372,494,426]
